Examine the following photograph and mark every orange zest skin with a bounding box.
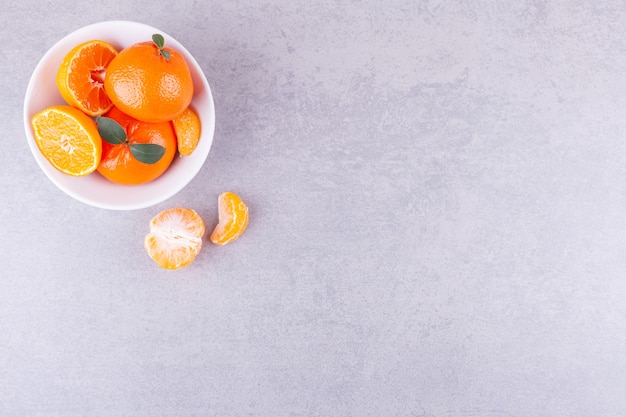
[104,40,194,123]
[56,40,118,116]
[144,207,205,270]
[31,105,102,176]
[210,192,249,246]
[97,106,177,185]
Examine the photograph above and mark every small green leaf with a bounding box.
[152,33,171,61]
[130,143,166,164]
[96,117,126,144]
[152,34,165,49]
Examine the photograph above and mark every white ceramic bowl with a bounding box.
[23,21,215,210]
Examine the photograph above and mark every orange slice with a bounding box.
[56,40,118,116]
[210,192,249,246]
[31,105,102,176]
[144,207,205,270]
[172,107,201,156]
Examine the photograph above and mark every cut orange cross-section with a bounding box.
[172,107,201,156]
[31,105,102,176]
[144,207,205,270]
[210,192,249,246]
[56,40,118,116]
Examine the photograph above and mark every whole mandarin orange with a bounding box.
[104,35,193,123]
[97,106,177,185]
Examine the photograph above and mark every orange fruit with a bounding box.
[172,107,201,156]
[56,40,118,116]
[31,105,102,176]
[97,106,177,185]
[144,207,205,270]
[210,192,249,246]
[104,35,194,123]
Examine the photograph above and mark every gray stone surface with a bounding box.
[2,1,626,416]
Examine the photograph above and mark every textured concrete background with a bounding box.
[2,1,626,416]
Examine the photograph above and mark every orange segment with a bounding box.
[172,107,201,156]
[144,207,205,270]
[210,192,249,246]
[31,105,102,176]
[56,40,118,116]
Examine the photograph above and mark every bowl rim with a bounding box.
[23,20,215,210]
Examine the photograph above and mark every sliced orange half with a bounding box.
[144,207,205,270]
[172,107,201,156]
[210,192,249,246]
[31,105,102,176]
[56,40,118,116]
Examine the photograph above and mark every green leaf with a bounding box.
[130,143,166,164]
[96,117,126,144]
[152,33,171,62]
[152,34,165,49]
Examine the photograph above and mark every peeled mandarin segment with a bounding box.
[56,40,118,116]
[145,233,202,270]
[210,192,249,246]
[31,105,102,176]
[144,207,205,270]
[172,107,201,157]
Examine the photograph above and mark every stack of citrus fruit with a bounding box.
[31,34,201,184]
[30,32,249,271]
